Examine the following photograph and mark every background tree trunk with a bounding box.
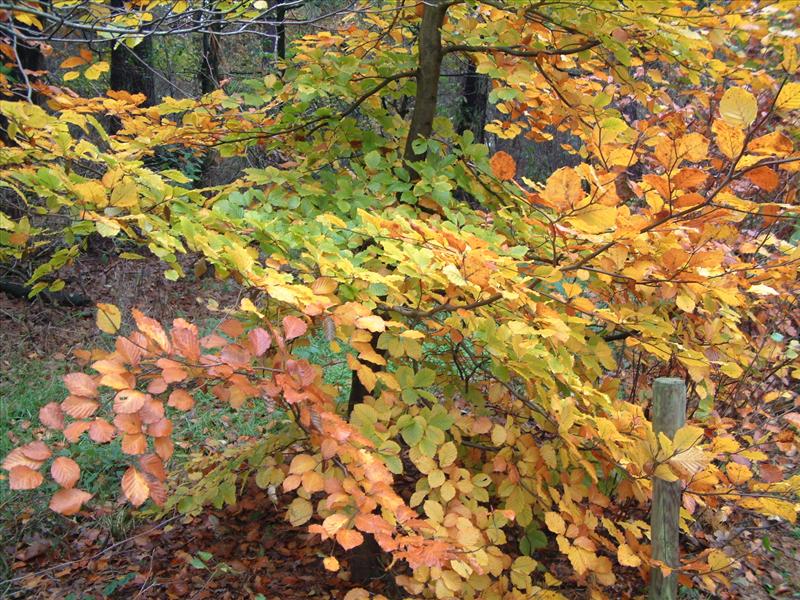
[456,60,489,143]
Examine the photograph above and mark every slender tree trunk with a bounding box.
[403,1,447,162]
[456,60,488,142]
[109,39,155,104]
[261,0,286,72]
[199,3,222,94]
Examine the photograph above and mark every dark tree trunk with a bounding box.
[199,2,222,94]
[108,0,155,134]
[261,0,286,73]
[403,1,446,162]
[455,60,489,143]
[109,39,155,103]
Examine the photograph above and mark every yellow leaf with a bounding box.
[721,362,743,378]
[568,204,617,234]
[708,549,733,572]
[323,556,340,571]
[712,119,744,160]
[672,425,704,453]
[776,82,800,112]
[63,71,81,82]
[542,167,584,210]
[726,462,753,485]
[544,511,566,535]
[720,87,757,128]
[84,61,110,81]
[96,303,122,334]
[676,293,695,313]
[566,544,597,576]
[617,543,642,567]
[287,497,313,526]
[289,454,317,474]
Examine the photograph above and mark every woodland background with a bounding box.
[0,0,800,599]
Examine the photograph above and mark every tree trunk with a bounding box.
[108,0,155,134]
[403,1,447,162]
[199,2,222,94]
[261,0,286,72]
[455,60,488,143]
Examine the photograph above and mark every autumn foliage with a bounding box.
[2,0,800,597]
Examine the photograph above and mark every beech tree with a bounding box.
[2,0,800,598]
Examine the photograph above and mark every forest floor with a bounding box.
[0,252,799,599]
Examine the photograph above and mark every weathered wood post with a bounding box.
[650,377,686,600]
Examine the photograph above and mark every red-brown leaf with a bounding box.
[147,418,173,438]
[139,454,167,481]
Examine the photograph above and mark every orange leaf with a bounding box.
[62,395,100,419]
[121,433,147,455]
[9,466,44,490]
[113,389,149,414]
[154,436,174,461]
[2,447,43,471]
[88,419,116,443]
[21,440,51,461]
[63,373,97,398]
[49,488,92,515]
[283,315,308,340]
[63,421,91,443]
[121,467,150,506]
[167,389,195,411]
[336,528,364,550]
[132,309,171,353]
[51,456,80,488]
[489,151,516,181]
[745,166,780,192]
[139,454,167,481]
[247,328,272,356]
[114,413,142,434]
[147,418,173,437]
[39,402,65,430]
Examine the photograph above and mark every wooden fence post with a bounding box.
[649,377,686,600]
